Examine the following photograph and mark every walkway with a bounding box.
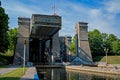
[66,65,120,75]
[0,65,19,75]
[19,67,37,80]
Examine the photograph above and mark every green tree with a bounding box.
[0,7,9,52]
[69,29,120,56]
[112,40,120,55]
[102,33,108,47]
[69,35,76,54]
[8,28,18,51]
[88,29,104,56]
[105,34,118,54]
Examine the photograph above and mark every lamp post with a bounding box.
[23,39,27,74]
[104,48,109,65]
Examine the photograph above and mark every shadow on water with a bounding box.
[37,67,120,80]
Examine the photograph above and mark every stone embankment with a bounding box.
[66,65,120,75]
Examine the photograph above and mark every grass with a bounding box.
[94,56,120,64]
[0,50,14,66]
[0,67,28,80]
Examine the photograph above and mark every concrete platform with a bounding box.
[66,66,120,75]
[35,65,64,69]
[20,67,37,80]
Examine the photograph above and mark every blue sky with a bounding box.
[1,0,120,38]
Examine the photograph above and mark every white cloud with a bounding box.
[104,0,120,14]
[1,0,120,38]
[3,1,37,17]
[90,9,102,17]
[58,1,120,38]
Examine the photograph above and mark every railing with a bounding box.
[78,47,92,62]
[76,47,93,64]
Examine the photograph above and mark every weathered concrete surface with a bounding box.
[14,14,62,65]
[30,14,61,39]
[20,67,37,80]
[13,17,30,65]
[75,22,92,62]
[66,65,120,75]
[52,32,60,57]
[59,36,72,62]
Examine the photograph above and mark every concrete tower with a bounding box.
[76,22,92,62]
[14,14,61,65]
[13,17,30,65]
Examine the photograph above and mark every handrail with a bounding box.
[78,47,92,62]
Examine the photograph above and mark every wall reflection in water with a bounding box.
[37,68,120,80]
[37,68,66,80]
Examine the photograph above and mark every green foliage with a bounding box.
[105,34,118,54]
[8,28,18,50]
[0,7,18,65]
[69,35,76,55]
[0,27,18,65]
[101,33,109,49]
[88,29,120,56]
[88,29,104,55]
[0,54,9,66]
[0,7,9,53]
[0,50,14,65]
[70,29,120,57]
[112,40,120,55]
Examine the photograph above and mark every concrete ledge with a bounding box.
[36,65,64,68]
[66,66,120,75]
[20,67,37,80]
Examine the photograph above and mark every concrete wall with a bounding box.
[52,32,60,58]
[76,22,92,62]
[59,36,72,62]
[14,16,61,65]
[13,17,30,65]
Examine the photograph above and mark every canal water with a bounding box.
[37,68,120,80]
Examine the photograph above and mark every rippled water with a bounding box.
[37,68,120,80]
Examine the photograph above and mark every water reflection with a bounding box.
[37,68,66,80]
[37,68,120,80]
[67,70,120,80]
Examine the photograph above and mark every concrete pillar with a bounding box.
[76,22,92,62]
[50,38,54,64]
[52,32,60,58]
[13,17,30,65]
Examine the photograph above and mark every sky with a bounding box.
[1,0,120,38]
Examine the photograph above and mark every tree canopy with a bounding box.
[69,35,76,55]
[70,29,120,56]
[0,7,9,52]
[112,40,120,55]
[8,28,18,51]
[88,29,104,55]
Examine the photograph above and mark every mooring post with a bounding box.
[23,39,27,74]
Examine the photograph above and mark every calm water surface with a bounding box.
[37,68,120,80]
